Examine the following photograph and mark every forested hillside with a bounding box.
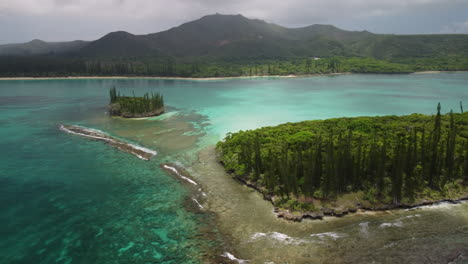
[1,14,468,77]
[217,105,468,213]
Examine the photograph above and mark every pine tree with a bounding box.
[429,103,442,188]
[313,137,323,190]
[253,133,263,180]
[464,139,468,183]
[109,86,117,103]
[376,137,387,197]
[445,110,456,182]
[323,133,336,197]
[404,129,417,200]
[392,136,405,204]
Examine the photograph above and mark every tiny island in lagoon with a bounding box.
[108,87,165,118]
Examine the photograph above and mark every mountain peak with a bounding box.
[28,39,46,44]
[195,13,251,24]
[104,31,134,37]
[97,31,137,42]
[200,13,245,19]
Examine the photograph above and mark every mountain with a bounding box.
[2,14,468,61]
[77,14,377,59]
[77,31,158,58]
[0,39,89,56]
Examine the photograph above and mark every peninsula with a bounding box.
[217,104,468,221]
[108,87,165,118]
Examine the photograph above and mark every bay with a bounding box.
[1,73,467,263]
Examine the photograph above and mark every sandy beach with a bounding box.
[412,70,468,74]
[4,71,468,80]
[0,73,351,81]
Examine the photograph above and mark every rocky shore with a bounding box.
[108,103,165,118]
[227,169,468,222]
[59,124,157,160]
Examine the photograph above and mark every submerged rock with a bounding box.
[59,124,157,160]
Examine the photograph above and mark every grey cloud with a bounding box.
[53,0,78,6]
[1,0,467,43]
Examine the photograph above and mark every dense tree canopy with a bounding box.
[1,56,468,78]
[217,105,468,208]
[108,87,164,117]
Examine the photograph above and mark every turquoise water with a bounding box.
[1,73,467,263]
[0,82,218,264]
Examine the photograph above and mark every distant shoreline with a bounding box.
[0,73,350,81]
[411,70,468,74]
[1,71,467,81]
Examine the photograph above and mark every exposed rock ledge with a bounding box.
[230,174,468,222]
[59,124,157,160]
[108,104,165,118]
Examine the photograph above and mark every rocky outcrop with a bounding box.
[226,169,468,222]
[109,103,165,118]
[60,124,157,160]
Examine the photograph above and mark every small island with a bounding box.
[108,87,165,118]
[217,104,468,221]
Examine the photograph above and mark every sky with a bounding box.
[1,0,468,44]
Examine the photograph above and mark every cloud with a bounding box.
[440,20,468,33]
[0,0,457,20]
[459,20,468,31]
[0,0,467,43]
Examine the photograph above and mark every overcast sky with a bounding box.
[1,0,468,44]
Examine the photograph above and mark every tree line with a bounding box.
[109,87,164,115]
[2,55,468,78]
[217,104,468,205]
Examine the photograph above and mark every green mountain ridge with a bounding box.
[3,14,467,61]
[0,39,89,56]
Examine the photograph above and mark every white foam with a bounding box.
[192,198,204,209]
[405,200,467,211]
[146,111,180,121]
[133,153,149,161]
[60,125,114,143]
[379,220,403,228]
[251,232,308,245]
[162,165,198,185]
[358,222,369,236]
[197,189,208,197]
[310,232,343,240]
[383,242,396,249]
[60,125,157,160]
[128,143,157,155]
[221,252,249,264]
[404,214,421,219]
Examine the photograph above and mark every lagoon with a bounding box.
[1,73,467,263]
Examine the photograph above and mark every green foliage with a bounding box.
[109,87,164,116]
[2,55,468,78]
[276,198,316,212]
[2,15,468,77]
[217,105,468,205]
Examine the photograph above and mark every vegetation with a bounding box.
[108,87,164,117]
[217,105,468,211]
[2,56,468,78]
[1,14,468,78]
